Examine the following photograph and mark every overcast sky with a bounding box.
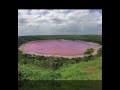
[18,9,102,36]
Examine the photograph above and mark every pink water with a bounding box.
[20,40,97,56]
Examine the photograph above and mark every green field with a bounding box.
[18,35,102,81]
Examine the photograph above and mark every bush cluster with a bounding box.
[84,48,94,55]
[97,47,102,56]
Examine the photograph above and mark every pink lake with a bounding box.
[19,40,99,56]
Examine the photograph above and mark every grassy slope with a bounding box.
[56,56,102,80]
[18,56,102,80]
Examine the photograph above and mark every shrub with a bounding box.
[40,60,62,70]
[68,58,77,64]
[51,62,63,70]
[33,60,41,66]
[84,48,94,55]
[20,58,28,64]
[82,56,91,61]
[97,47,102,56]
[39,57,65,69]
[41,60,49,68]
[35,56,45,61]
[75,58,81,63]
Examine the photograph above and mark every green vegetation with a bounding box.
[18,35,102,81]
[19,53,82,71]
[84,48,94,55]
[18,52,102,80]
[18,56,102,80]
[18,35,102,89]
[19,80,102,90]
[97,47,102,56]
[18,55,102,89]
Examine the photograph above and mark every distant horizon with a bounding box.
[18,9,102,36]
[18,34,102,36]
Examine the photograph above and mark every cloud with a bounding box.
[18,9,102,36]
